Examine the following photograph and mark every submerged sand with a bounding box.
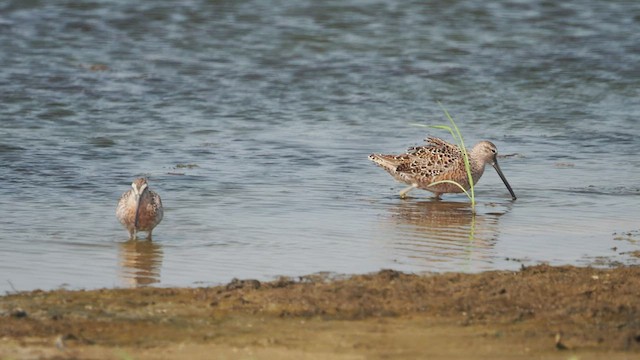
[1,264,639,359]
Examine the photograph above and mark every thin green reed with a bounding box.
[411,103,476,210]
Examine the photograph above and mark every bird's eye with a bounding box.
[491,149,497,154]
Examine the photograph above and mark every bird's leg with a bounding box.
[399,184,418,199]
[147,230,153,241]
[432,193,442,201]
[129,230,137,241]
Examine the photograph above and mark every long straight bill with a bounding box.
[134,194,143,230]
[491,160,517,200]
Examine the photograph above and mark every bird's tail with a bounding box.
[368,154,400,173]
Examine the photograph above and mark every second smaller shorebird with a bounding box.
[369,137,517,200]
[116,178,164,240]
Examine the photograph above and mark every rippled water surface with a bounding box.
[1,0,639,292]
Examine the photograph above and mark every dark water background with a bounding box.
[1,0,639,292]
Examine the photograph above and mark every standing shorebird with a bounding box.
[116,178,164,240]
[369,137,517,200]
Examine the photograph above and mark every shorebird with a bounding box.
[116,178,164,240]
[369,137,517,200]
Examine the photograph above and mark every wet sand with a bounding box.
[1,264,640,359]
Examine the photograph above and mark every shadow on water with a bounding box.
[118,240,163,287]
[385,200,510,270]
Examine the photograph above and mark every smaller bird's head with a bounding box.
[472,141,499,165]
[131,178,149,197]
[472,141,517,200]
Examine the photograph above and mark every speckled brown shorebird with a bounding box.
[369,137,517,200]
[116,178,164,240]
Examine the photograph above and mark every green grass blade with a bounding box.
[409,123,460,143]
[427,180,471,200]
[437,102,475,208]
[410,105,476,210]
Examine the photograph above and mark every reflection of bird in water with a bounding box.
[392,201,477,230]
[116,178,164,240]
[387,201,506,267]
[369,137,517,200]
[119,239,163,287]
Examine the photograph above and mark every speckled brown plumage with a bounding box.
[369,137,516,199]
[116,178,164,240]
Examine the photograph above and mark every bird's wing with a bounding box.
[396,137,464,177]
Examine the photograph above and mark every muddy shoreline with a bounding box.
[2,264,640,359]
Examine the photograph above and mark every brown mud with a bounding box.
[1,264,640,359]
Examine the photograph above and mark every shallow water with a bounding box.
[1,0,639,292]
